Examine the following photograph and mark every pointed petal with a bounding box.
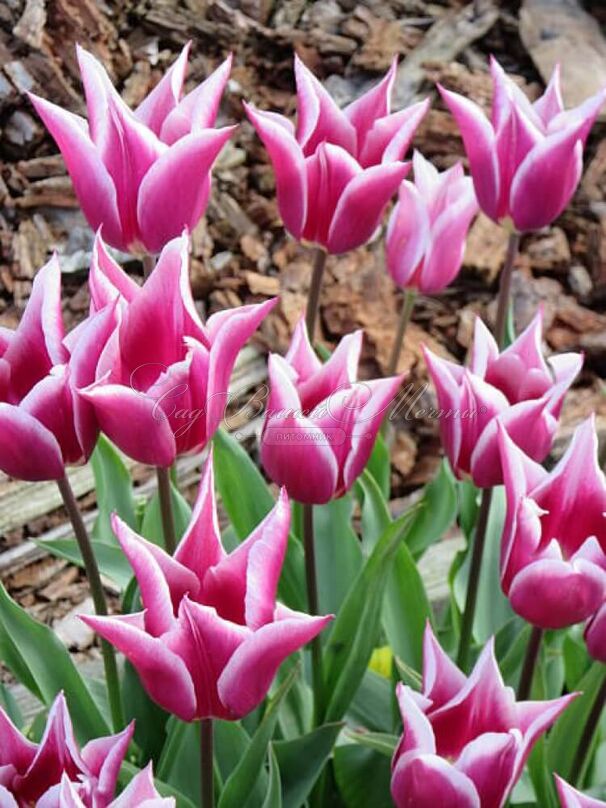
[455,731,519,808]
[585,602,606,664]
[81,722,134,802]
[394,682,436,761]
[297,329,363,412]
[391,751,480,808]
[111,763,173,807]
[533,64,564,125]
[135,43,191,134]
[367,98,430,166]
[284,316,322,381]
[555,774,606,808]
[89,231,140,312]
[0,707,36,772]
[386,181,431,289]
[468,317,499,378]
[422,623,467,708]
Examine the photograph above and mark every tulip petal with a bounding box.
[89,231,140,312]
[555,774,606,808]
[344,56,396,136]
[367,99,430,166]
[218,613,332,717]
[533,65,564,126]
[394,682,436,760]
[284,316,322,381]
[585,602,606,664]
[135,43,190,134]
[422,623,467,709]
[81,722,134,802]
[0,403,64,481]
[112,763,173,807]
[327,161,410,254]
[386,181,431,289]
[391,751,480,808]
[455,731,519,808]
[297,329,363,412]
[0,708,36,772]
[20,369,82,466]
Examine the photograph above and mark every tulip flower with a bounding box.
[498,417,606,630]
[555,775,606,808]
[81,452,331,721]
[391,624,576,808]
[245,56,428,254]
[260,316,403,504]
[0,255,117,481]
[439,57,605,232]
[80,232,276,467]
[29,44,234,255]
[386,151,478,293]
[423,309,582,487]
[585,602,606,663]
[0,691,168,807]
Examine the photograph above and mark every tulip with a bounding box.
[555,775,606,808]
[48,768,173,808]
[0,255,117,481]
[260,316,403,504]
[386,151,478,293]
[585,602,606,663]
[81,451,331,721]
[245,56,428,254]
[439,57,605,232]
[423,309,582,487]
[29,44,234,255]
[391,624,576,808]
[80,232,276,467]
[498,416,606,630]
[0,691,168,807]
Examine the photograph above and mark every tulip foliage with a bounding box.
[0,41,603,808]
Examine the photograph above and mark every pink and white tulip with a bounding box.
[29,44,234,255]
[0,256,116,481]
[391,625,576,808]
[245,56,428,253]
[585,602,606,663]
[81,452,332,722]
[555,775,606,808]
[439,58,605,232]
[498,417,606,630]
[423,309,582,487]
[80,232,276,467]
[260,317,403,504]
[0,692,169,807]
[386,151,478,293]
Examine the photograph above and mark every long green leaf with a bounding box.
[314,495,363,616]
[37,537,133,591]
[274,723,342,808]
[262,746,282,808]
[91,436,137,540]
[334,745,393,808]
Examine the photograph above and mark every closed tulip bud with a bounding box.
[0,256,117,481]
[498,417,606,630]
[245,56,429,254]
[555,775,606,808]
[423,309,582,487]
[29,44,234,255]
[386,151,478,294]
[391,624,577,808]
[439,57,605,232]
[82,451,332,722]
[80,232,276,467]
[260,317,403,504]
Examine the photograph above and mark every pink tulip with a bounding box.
[555,775,606,808]
[0,255,117,481]
[80,232,276,467]
[244,56,428,253]
[47,768,173,808]
[0,691,168,807]
[29,44,234,255]
[498,417,606,630]
[82,451,332,721]
[585,602,606,663]
[260,317,403,504]
[391,624,576,808]
[386,151,478,293]
[439,58,605,232]
[423,309,581,487]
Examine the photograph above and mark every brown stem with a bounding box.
[200,718,214,808]
[57,476,124,731]
[386,289,417,378]
[517,625,543,700]
[156,466,177,555]
[305,248,327,343]
[570,670,606,786]
[457,487,493,671]
[494,231,520,348]
[303,503,324,722]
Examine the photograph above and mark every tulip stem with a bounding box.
[495,231,520,348]
[302,503,324,722]
[306,248,327,343]
[387,289,416,378]
[57,475,124,732]
[200,718,214,808]
[570,670,606,786]
[517,625,543,700]
[456,487,493,671]
[156,467,177,555]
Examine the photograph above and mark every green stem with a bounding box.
[517,626,543,700]
[302,503,324,723]
[456,487,493,671]
[570,670,606,786]
[200,718,214,808]
[387,289,417,377]
[494,231,520,348]
[305,248,327,343]
[57,475,124,731]
[156,466,177,555]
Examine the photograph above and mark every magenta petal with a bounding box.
[327,161,410,254]
[244,102,307,238]
[533,65,564,126]
[218,613,332,717]
[391,751,480,808]
[20,369,82,465]
[585,602,606,663]
[555,775,606,808]
[394,682,436,760]
[370,99,430,166]
[134,43,190,134]
[422,623,467,709]
[0,709,36,773]
[0,403,64,481]
[455,731,518,808]
[386,181,431,289]
[284,316,322,381]
[111,763,171,807]
[81,722,134,802]
[0,786,18,808]
[297,329,363,412]
[89,231,140,312]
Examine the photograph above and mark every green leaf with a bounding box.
[122,660,169,761]
[366,433,390,499]
[0,582,108,741]
[334,745,393,808]
[156,718,201,802]
[119,761,198,808]
[37,537,133,591]
[262,746,282,808]
[314,495,363,616]
[91,436,137,540]
[141,481,192,547]
[0,682,22,727]
[346,730,398,757]
[404,460,457,559]
[218,665,299,808]
[348,670,394,733]
[322,507,418,723]
[274,723,342,808]
[213,428,306,611]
